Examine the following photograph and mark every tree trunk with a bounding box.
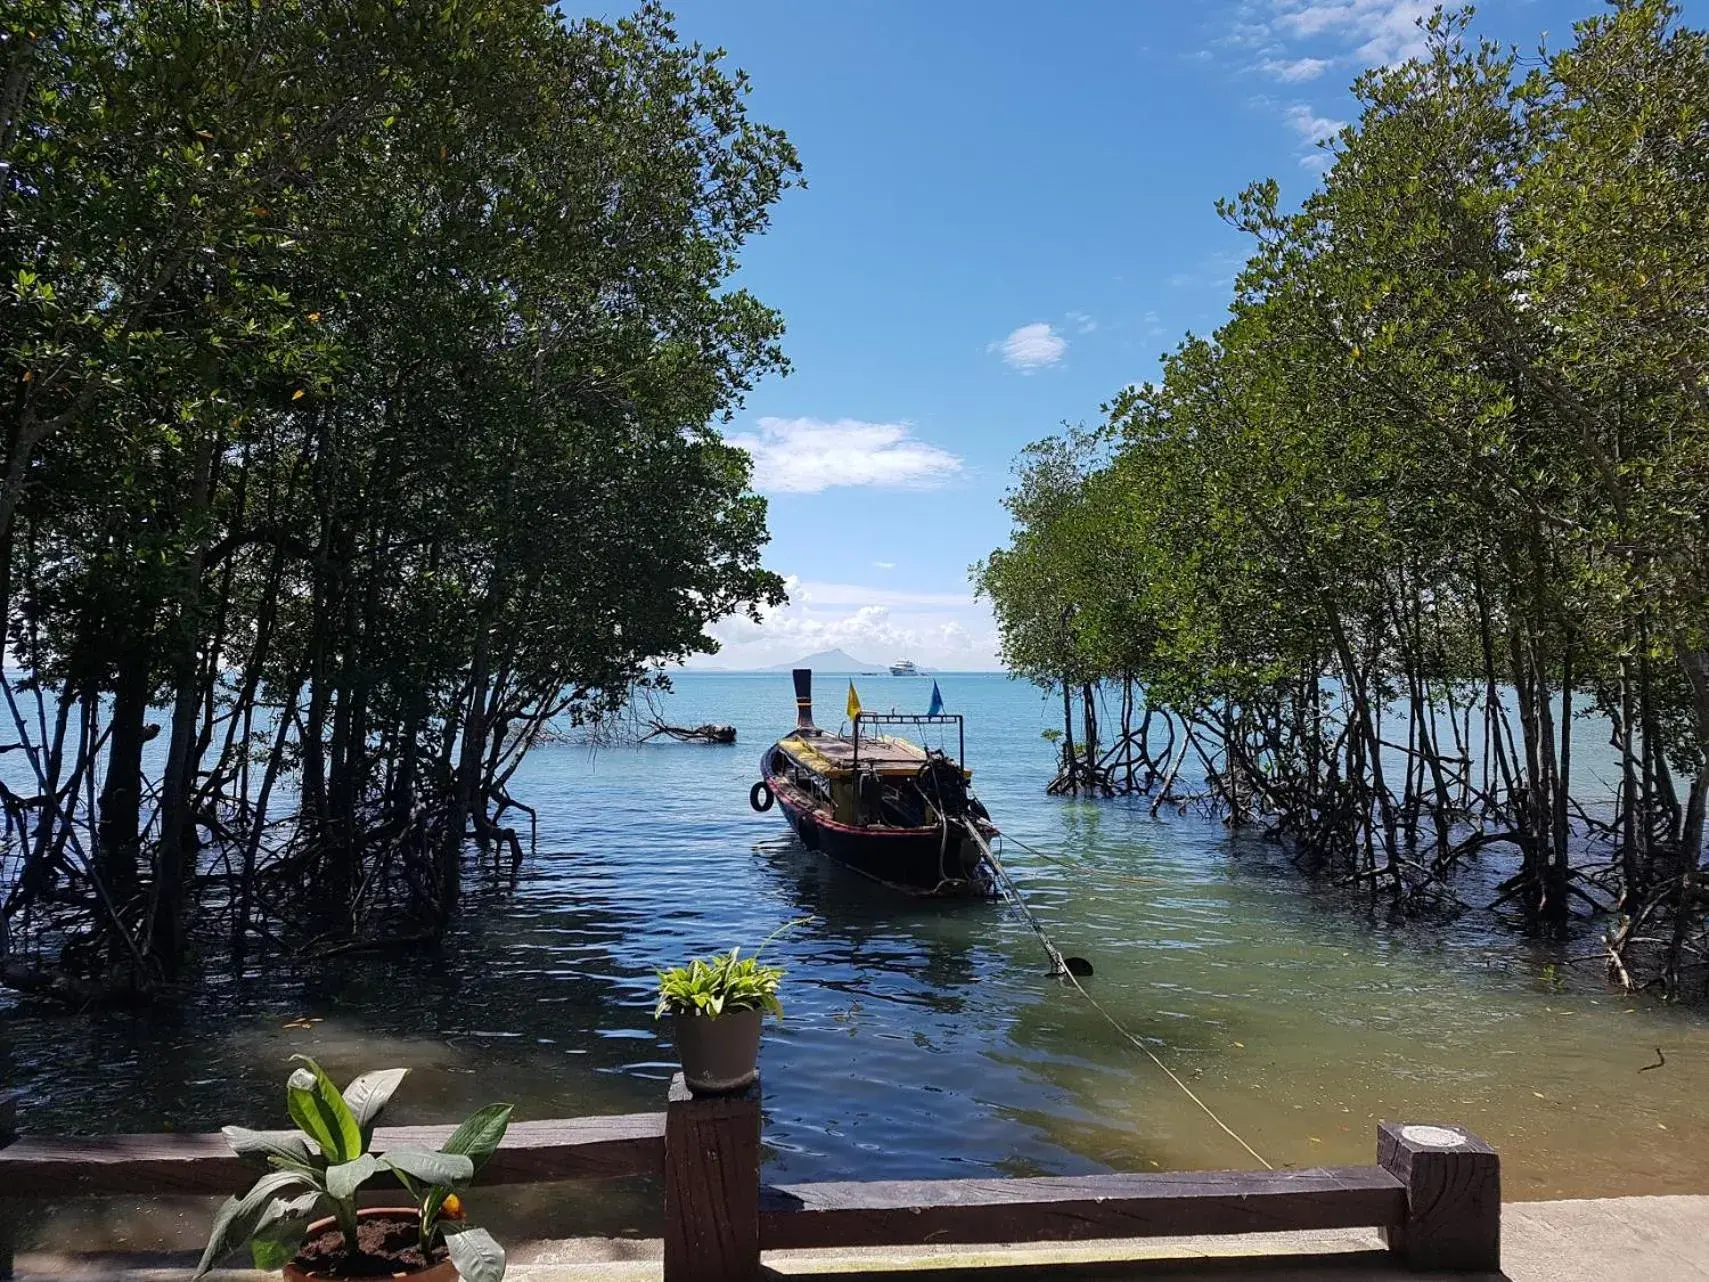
[97,641,152,909]
[150,438,217,971]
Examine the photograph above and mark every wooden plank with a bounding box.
[758,1166,1407,1251]
[1377,1121,1500,1272]
[0,1113,664,1197]
[663,1073,761,1282]
[0,1092,16,1280]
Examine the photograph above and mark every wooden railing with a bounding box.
[0,1082,1501,1279]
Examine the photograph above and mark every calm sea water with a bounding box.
[7,670,1709,1252]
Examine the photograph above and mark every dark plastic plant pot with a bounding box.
[674,1007,763,1094]
[283,1207,456,1282]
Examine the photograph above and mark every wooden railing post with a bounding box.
[1,1091,18,1280]
[663,1073,761,1282]
[1377,1122,1499,1273]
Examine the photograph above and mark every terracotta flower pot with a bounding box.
[674,1007,763,1093]
[283,1207,456,1282]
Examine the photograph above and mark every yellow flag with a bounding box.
[846,680,862,721]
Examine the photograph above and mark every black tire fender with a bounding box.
[749,780,775,813]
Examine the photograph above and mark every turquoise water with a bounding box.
[8,671,1709,1252]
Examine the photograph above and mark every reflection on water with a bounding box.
[6,672,1709,1254]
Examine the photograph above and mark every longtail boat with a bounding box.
[748,669,995,894]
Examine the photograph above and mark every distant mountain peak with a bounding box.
[769,647,883,672]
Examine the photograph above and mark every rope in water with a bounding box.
[969,820,1274,1172]
[977,828,1071,976]
[998,829,1167,889]
[1056,961,1273,1171]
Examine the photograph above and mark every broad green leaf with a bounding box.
[443,1225,506,1282]
[440,1103,513,1171]
[195,1170,314,1277]
[246,1189,321,1270]
[199,1194,251,1278]
[249,1225,306,1273]
[381,1147,474,1188]
[256,1188,323,1235]
[287,1056,362,1163]
[222,1126,316,1171]
[342,1068,409,1140]
[326,1152,382,1200]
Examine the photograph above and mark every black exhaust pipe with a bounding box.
[793,668,816,731]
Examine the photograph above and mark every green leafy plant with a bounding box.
[655,948,784,1018]
[654,919,805,1019]
[197,1057,512,1281]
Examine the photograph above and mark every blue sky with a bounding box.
[578,1,1643,670]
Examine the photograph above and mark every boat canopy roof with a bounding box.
[778,729,934,779]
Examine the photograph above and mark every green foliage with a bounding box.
[0,0,799,978]
[286,1059,364,1164]
[655,947,785,1018]
[977,1,1709,989]
[198,1058,512,1280]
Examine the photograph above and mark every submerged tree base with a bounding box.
[0,3,798,993]
[977,8,1709,1003]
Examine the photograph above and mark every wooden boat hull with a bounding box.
[767,772,989,895]
[756,669,993,896]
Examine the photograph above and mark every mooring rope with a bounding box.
[997,829,1167,889]
[966,819,1274,1171]
[975,827,1072,976]
[1057,963,1274,1171]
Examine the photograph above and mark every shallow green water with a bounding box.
[6,672,1708,1253]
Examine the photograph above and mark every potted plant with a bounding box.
[655,942,786,1094]
[196,1056,511,1281]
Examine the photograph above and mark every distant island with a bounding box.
[682,649,946,674]
[768,648,884,672]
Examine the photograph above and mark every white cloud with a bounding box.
[1165,247,1247,291]
[991,322,1068,372]
[1284,103,1345,145]
[698,585,1000,671]
[873,560,895,571]
[1261,55,1331,81]
[1272,0,1433,65]
[794,581,973,609]
[1066,311,1099,334]
[1284,103,1346,166]
[1226,20,1275,48]
[729,417,963,494]
[1223,2,1433,98]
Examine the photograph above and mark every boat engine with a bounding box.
[915,750,979,821]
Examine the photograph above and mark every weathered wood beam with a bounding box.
[663,1073,761,1282]
[0,1102,1505,1278]
[0,1113,664,1197]
[0,1091,15,1280]
[758,1166,1408,1251]
[1377,1121,1500,1272]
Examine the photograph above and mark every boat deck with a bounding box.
[779,731,929,777]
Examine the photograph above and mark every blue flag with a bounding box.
[927,680,944,716]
